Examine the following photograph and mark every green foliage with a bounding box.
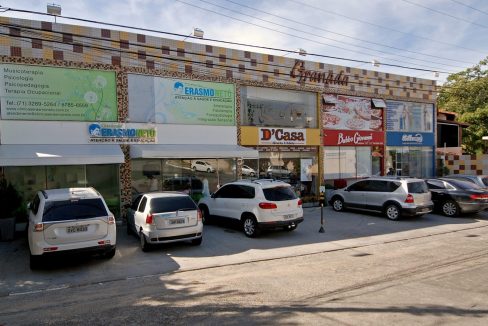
[437,57,488,154]
[0,179,25,219]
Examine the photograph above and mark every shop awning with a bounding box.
[130,144,259,159]
[372,98,386,108]
[0,144,125,166]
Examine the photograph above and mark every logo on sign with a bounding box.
[337,132,373,145]
[173,81,233,98]
[88,123,156,143]
[402,133,423,143]
[259,128,306,145]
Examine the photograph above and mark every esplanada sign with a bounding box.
[290,60,349,87]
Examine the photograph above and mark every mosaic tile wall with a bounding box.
[0,16,436,102]
[443,154,488,175]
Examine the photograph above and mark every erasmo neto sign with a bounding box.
[259,128,306,145]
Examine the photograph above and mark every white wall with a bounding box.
[0,120,237,145]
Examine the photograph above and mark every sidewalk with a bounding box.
[1,207,487,296]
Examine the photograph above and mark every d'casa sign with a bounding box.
[259,128,307,145]
[290,60,349,86]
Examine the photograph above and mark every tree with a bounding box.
[437,56,488,153]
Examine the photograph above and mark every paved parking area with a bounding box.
[1,207,488,296]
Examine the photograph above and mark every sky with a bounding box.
[1,0,487,84]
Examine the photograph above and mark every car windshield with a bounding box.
[444,179,482,190]
[263,186,297,201]
[42,198,108,222]
[482,177,488,187]
[150,196,197,213]
[407,181,429,193]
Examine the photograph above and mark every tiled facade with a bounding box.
[0,16,437,208]
[444,154,488,175]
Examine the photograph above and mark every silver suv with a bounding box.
[328,177,433,220]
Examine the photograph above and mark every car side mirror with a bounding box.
[26,202,31,210]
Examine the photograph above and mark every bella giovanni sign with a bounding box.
[290,60,349,87]
[323,130,384,146]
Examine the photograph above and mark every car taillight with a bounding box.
[34,223,44,232]
[259,202,278,209]
[470,194,488,200]
[197,209,202,221]
[108,215,115,224]
[145,214,154,224]
[297,199,303,207]
[405,194,414,203]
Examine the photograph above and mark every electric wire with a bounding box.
[0,6,457,74]
[287,0,487,55]
[218,0,473,66]
[448,0,488,16]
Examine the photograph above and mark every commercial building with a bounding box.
[0,16,437,217]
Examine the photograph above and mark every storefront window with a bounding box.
[244,150,318,202]
[47,165,86,189]
[385,147,433,178]
[3,166,46,202]
[324,147,374,183]
[241,86,317,128]
[131,158,238,202]
[87,165,120,218]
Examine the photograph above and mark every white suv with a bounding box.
[27,188,116,269]
[198,179,303,237]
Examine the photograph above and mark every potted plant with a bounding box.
[0,179,24,241]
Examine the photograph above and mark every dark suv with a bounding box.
[328,177,433,220]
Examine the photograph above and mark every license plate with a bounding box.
[169,218,186,225]
[283,214,295,220]
[66,225,88,233]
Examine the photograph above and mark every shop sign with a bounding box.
[323,130,384,146]
[254,146,317,152]
[88,123,156,143]
[290,60,349,87]
[259,127,306,145]
[128,75,235,126]
[386,132,435,146]
[385,101,434,132]
[0,64,117,121]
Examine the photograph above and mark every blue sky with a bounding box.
[1,0,487,83]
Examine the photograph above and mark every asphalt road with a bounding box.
[1,208,488,325]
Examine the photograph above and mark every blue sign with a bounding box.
[88,123,156,143]
[386,132,435,146]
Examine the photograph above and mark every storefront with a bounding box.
[322,94,385,187]
[127,75,258,202]
[385,101,435,178]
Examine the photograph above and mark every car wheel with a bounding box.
[331,196,344,212]
[242,215,260,238]
[385,204,401,220]
[283,224,297,232]
[29,254,42,270]
[442,200,459,217]
[199,205,212,225]
[104,247,116,259]
[191,237,202,246]
[140,232,151,252]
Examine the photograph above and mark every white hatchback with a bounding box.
[198,179,303,237]
[126,192,203,251]
[27,188,116,269]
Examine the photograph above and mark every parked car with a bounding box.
[328,177,433,220]
[126,192,203,251]
[242,165,257,177]
[191,160,215,173]
[266,165,292,179]
[198,179,303,237]
[27,187,116,269]
[425,178,488,216]
[443,174,488,190]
